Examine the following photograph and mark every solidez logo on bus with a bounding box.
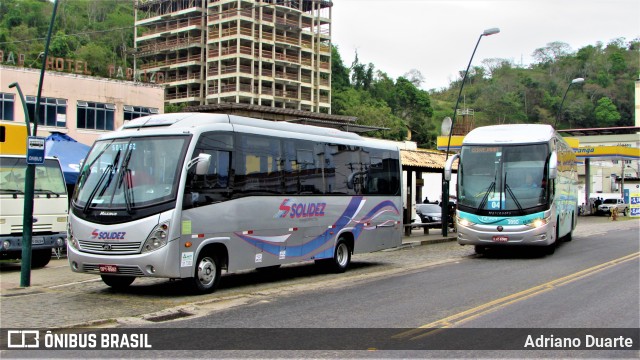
[91,229,127,240]
[275,199,327,219]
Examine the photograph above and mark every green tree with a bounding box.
[331,45,350,90]
[593,97,620,126]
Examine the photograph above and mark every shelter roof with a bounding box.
[400,149,456,171]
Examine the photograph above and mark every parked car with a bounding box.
[415,203,443,229]
[597,198,629,216]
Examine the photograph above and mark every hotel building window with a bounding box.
[124,105,159,121]
[26,96,67,128]
[0,93,15,121]
[77,101,116,131]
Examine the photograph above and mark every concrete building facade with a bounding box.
[134,0,333,113]
[0,66,164,145]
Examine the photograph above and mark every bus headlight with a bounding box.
[2,240,10,250]
[67,223,78,250]
[142,221,170,253]
[457,217,474,227]
[526,217,548,228]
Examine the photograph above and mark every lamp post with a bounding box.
[554,77,584,129]
[442,27,500,237]
[15,0,58,287]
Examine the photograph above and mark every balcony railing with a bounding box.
[220,8,252,19]
[275,72,299,81]
[137,35,202,54]
[166,89,201,100]
[256,13,274,22]
[255,86,273,95]
[164,72,201,83]
[219,64,252,75]
[275,17,299,28]
[275,34,299,46]
[139,17,203,37]
[255,32,274,41]
[139,53,202,70]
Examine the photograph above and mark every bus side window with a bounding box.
[184,133,233,209]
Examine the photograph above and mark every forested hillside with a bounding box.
[1,0,637,148]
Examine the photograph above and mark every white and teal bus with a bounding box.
[444,124,578,255]
[67,113,402,293]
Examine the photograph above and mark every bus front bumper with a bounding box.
[67,241,182,279]
[456,223,555,247]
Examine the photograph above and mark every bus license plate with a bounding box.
[99,265,118,273]
[492,235,508,242]
[31,237,45,245]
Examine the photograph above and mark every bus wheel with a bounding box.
[564,231,573,242]
[30,250,51,268]
[101,275,135,289]
[474,246,487,255]
[190,253,221,294]
[331,240,351,273]
[564,213,574,242]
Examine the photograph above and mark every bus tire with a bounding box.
[564,231,573,242]
[564,212,574,242]
[101,275,135,289]
[30,249,51,268]
[190,252,221,294]
[474,246,487,255]
[331,239,351,273]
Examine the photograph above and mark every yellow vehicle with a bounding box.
[0,121,28,155]
[0,122,68,267]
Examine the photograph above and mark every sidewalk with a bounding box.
[402,227,457,246]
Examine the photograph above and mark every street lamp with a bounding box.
[554,77,584,129]
[442,27,500,236]
[16,0,59,287]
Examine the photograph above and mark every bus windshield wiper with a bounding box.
[116,149,134,214]
[83,149,121,214]
[82,164,112,213]
[504,172,523,214]
[478,181,495,210]
[76,140,113,188]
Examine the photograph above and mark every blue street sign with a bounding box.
[26,136,46,165]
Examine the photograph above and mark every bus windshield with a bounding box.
[74,135,189,210]
[0,157,67,195]
[458,143,549,212]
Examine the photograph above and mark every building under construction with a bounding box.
[134,0,333,113]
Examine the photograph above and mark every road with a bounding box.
[0,216,638,358]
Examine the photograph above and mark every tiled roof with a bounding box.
[401,149,457,170]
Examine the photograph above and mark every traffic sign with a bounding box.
[26,136,46,165]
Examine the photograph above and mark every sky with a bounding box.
[331,0,640,91]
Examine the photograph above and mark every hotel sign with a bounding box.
[1,51,163,84]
